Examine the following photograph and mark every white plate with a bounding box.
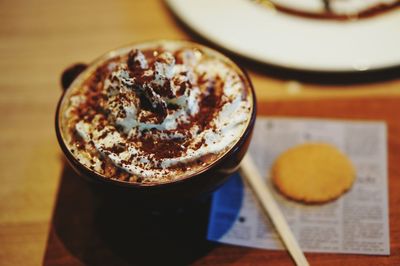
[166,0,400,72]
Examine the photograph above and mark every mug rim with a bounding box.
[55,39,257,189]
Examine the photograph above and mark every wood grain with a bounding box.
[0,0,399,265]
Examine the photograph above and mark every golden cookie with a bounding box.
[272,143,355,203]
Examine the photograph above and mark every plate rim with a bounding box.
[166,0,400,73]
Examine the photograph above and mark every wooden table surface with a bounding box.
[1,1,400,265]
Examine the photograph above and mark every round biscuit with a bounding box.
[272,143,355,203]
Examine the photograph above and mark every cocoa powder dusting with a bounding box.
[66,44,249,184]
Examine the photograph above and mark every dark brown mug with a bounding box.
[55,40,257,209]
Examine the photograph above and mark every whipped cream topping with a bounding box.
[62,44,252,183]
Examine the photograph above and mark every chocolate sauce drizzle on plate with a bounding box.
[253,0,400,20]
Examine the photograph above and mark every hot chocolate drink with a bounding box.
[58,41,254,185]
